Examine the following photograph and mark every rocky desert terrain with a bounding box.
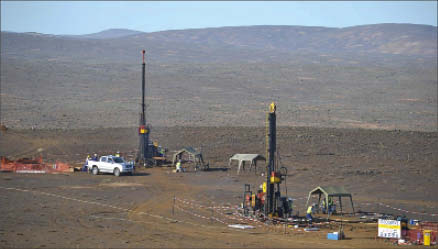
[1,126,437,248]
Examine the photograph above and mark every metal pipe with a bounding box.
[142,50,145,122]
[142,50,147,160]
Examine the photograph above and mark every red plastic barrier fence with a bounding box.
[406,229,437,245]
[0,156,72,173]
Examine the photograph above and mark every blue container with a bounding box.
[409,219,419,225]
[327,233,339,240]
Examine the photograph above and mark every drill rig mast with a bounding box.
[265,102,277,217]
[242,102,293,220]
[135,50,167,167]
[136,50,150,165]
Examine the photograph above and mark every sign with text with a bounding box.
[378,219,401,239]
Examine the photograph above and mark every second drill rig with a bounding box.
[136,50,166,167]
[242,102,293,220]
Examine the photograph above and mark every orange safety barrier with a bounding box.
[405,222,438,245]
[421,222,438,231]
[0,156,72,173]
[406,229,437,245]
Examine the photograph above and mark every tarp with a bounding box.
[228,224,254,229]
[172,147,204,166]
[308,186,352,197]
[178,147,201,156]
[305,186,355,217]
[228,154,265,174]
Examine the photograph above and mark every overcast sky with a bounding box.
[1,1,437,35]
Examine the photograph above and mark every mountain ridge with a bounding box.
[67,28,145,39]
[2,23,436,63]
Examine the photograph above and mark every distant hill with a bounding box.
[140,24,437,56]
[68,28,145,39]
[1,24,436,64]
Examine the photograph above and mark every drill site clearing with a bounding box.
[1,52,437,248]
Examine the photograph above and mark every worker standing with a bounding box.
[328,197,334,214]
[306,205,313,224]
[322,198,327,214]
[175,159,182,173]
[159,147,165,157]
[82,155,91,172]
[287,197,294,218]
[115,151,120,157]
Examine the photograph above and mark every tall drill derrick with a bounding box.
[265,102,276,217]
[137,50,150,165]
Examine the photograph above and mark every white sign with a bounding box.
[378,219,401,239]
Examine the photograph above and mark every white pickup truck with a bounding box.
[88,155,134,176]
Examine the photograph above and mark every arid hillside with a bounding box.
[2,24,437,62]
[1,24,437,131]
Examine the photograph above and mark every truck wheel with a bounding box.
[92,166,99,175]
[113,168,120,177]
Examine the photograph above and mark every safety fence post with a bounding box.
[172,194,175,216]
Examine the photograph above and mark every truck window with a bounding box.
[107,158,113,163]
[101,157,107,162]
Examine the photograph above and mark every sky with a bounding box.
[1,1,437,35]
